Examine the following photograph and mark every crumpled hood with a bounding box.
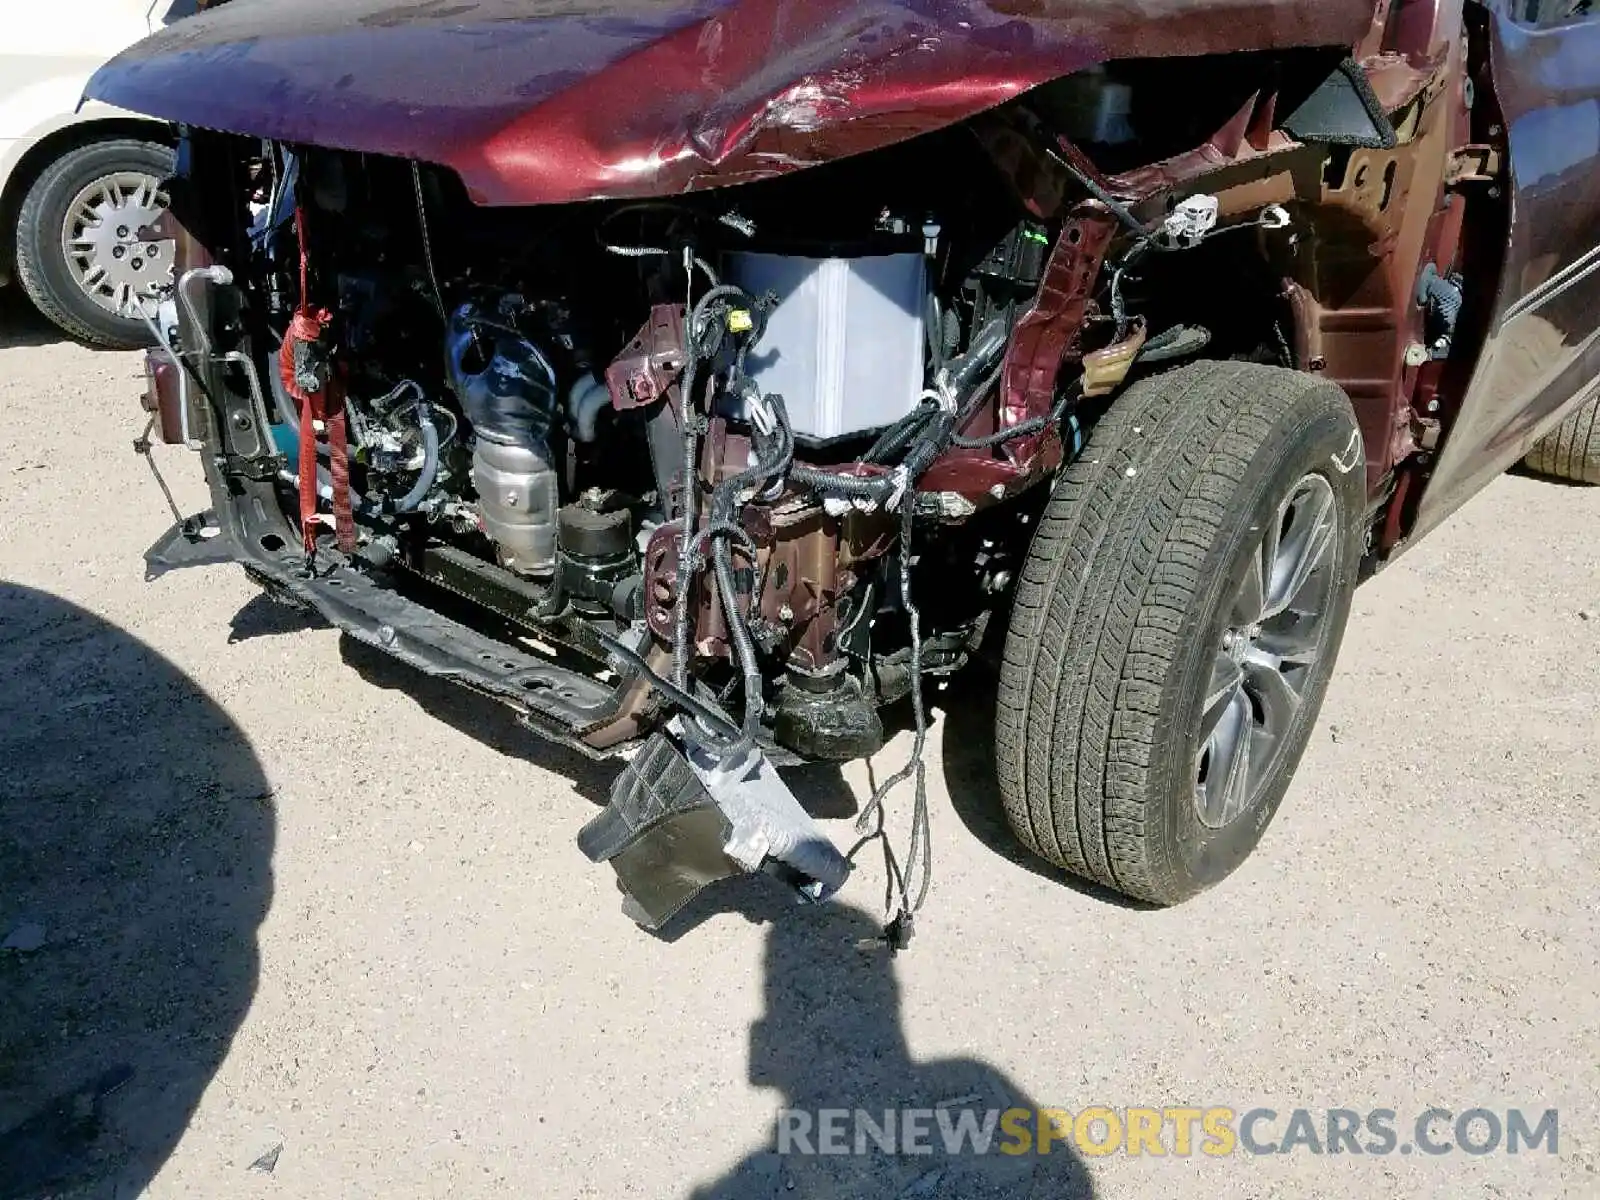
[87,0,1375,206]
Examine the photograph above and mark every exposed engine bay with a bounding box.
[246,130,1057,748]
[235,129,1073,934]
[138,46,1427,936]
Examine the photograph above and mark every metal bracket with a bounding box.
[1411,415,1442,451]
[219,452,287,482]
[144,511,234,581]
[1445,144,1502,187]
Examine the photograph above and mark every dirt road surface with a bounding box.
[2,291,1597,1198]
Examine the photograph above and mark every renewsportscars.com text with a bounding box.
[776,1106,1558,1159]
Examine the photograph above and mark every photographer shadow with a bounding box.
[687,900,1095,1199]
[0,583,274,1197]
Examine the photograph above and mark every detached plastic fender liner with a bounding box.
[579,732,851,930]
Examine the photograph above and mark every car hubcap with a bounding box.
[60,171,173,319]
[1194,473,1339,829]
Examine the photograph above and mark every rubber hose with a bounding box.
[391,406,440,513]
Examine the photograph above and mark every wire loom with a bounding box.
[642,271,1085,950]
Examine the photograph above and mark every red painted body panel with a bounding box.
[85,0,1375,206]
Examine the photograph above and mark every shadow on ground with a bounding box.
[0,292,65,352]
[685,898,1096,1199]
[0,583,274,1197]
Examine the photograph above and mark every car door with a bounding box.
[1414,0,1600,536]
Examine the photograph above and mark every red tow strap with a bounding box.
[277,206,355,558]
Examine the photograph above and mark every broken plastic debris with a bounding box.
[248,1141,284,1174]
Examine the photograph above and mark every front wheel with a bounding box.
[995,360,1366,905]
[13,138,175,349]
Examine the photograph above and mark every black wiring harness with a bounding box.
[635,261,1097,946]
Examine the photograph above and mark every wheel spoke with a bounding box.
[1198,654,1244,744]
[1198,688,1252,825]
[1231,544,1265,625]
[1254,613,1320,665]
[1214,691,1254,824]
[1242,649,1300,737]
[1264,479,1336,619]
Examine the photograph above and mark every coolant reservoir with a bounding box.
[726,253,926,443]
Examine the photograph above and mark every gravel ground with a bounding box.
[2,291,1597,1199]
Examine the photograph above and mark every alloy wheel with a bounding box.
[1194,473,1339,829]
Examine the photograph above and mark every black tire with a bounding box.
[13,138,175,349]
[995,360,1365,905]
[1524,392,1600,485]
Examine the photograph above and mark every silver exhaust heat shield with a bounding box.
[445,302,560,575]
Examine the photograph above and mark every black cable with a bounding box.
[863,401,939,465]
[847,497,933,942]
[948,371,1081,450]
[1047,147,1148,236]
[591,627,741,741]
[701,397,795,749]
[672,283,754,690]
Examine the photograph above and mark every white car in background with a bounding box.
[1,2,207,347]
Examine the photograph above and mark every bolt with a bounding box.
[131,258,144,271]
[1426,398,1440,413]
[1404,342,1429,368]
[652,581,673,604]
[503,491,519,507]
[146,244,160,257]
[1488,123,1502,138]
[116,225,129,238]
[378,624,396,646]
[778,604,795,623]
[112,246,126,260]
[232,413,253,430]
[988,483,1006,500]
[1308,355,1327,371]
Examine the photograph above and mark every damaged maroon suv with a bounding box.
[91,0,1600,933]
